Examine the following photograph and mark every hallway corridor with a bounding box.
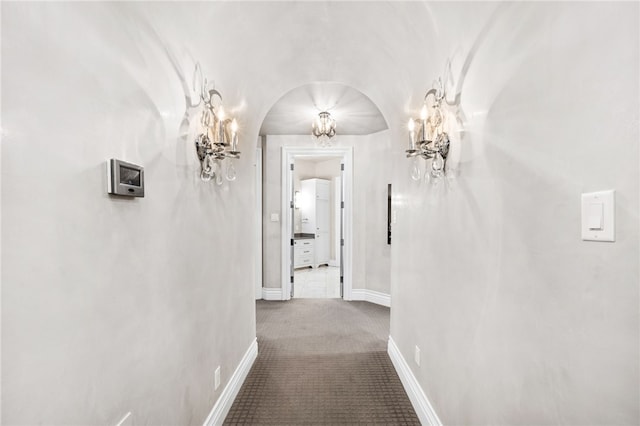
[224,300,419,424]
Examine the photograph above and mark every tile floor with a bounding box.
[293,265,341,298]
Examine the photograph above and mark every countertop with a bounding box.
[294,233,315,240]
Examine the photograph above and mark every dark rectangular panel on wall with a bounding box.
[387,184,392,245]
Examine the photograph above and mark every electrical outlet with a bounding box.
[414,346,421,367]
[215,366,221,390]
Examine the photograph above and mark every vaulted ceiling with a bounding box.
[119,1,499,144]
[259,82,388,136]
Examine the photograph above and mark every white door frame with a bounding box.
[255,146,263,299]
[280,146,353,301]
[329,177,341,267]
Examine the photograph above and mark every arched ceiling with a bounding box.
[122,1,499,146]
[259,82,388,136]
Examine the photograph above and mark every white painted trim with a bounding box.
[255,145,263,300]
[280,148,292,300]
[0,5,3,416]
[387,337,442,426]
[281,146,353,301]
[262,287,283,301]
[350,289,391,308]
[331,177,341,270]
[115,412,132,426]
[203,338,258,426]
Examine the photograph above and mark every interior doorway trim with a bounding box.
[255,145,263,299]
[280,146,353,301]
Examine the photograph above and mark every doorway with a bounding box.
[281,146,353,301]
[292,159,341,298]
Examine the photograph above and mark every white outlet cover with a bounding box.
[215,366,221,390]
[414,346,421,366]
[116,412,132,426]
[581,190,615,242]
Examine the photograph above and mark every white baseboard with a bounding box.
[350,289,391,307]
[387,336,442,426]
[203,338,258,426]
[262,287,283,301]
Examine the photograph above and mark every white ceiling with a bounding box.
[259,82,388,136]
[118,1,498,147]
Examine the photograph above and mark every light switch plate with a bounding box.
[581,190,615,242]
[587,202,603,230]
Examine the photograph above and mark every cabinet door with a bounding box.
[300,180,316,234]
[316,198,330,233]
[316,180,330,200]
[294,239,314,269]
[315,232,330,264]
[315,198,330,265]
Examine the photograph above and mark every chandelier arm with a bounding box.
[191,63,204,108]
[423,88,439,103]
[208,89,223,103]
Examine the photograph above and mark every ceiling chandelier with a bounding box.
[193,68,240,185]
[406,78,452,181]
[312,111,336,147]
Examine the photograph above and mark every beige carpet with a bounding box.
[224,299,420,425]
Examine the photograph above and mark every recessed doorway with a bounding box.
[259,81,385,303]
[292,157,343,298]
[281,146,353,301]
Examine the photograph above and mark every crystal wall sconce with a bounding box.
[406,78,451,180]
[193,67,240,184]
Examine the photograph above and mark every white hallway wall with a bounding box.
[1,1,638,424]
[390,2,639,425]
[1,3,257,424]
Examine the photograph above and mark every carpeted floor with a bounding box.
[224,299,420,425]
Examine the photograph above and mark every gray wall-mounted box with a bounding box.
[107,159,144,197]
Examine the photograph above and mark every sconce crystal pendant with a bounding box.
[407,78,451,180]
[312,111,336,147]
[193,69,240,183]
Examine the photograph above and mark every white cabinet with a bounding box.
[294,239,314,269]
[301,178,330,268]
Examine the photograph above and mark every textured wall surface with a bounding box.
[1,3,257,424]
[1,1,638,425]
[389,2,639,425]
